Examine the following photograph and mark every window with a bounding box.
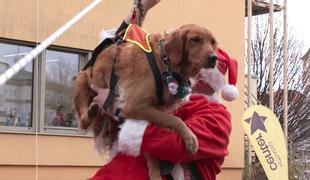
[44,49,79,129]
[0,39,89,135]
[0,42,33,128]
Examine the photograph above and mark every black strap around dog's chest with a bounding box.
[102,41,164,118]
[144,51,165,106]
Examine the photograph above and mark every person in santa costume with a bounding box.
[87,1,239,179]
[89,47,239,180]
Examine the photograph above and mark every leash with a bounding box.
[133,0,145,26]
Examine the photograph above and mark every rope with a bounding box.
[133,0,145,26]
[0,0,102,86]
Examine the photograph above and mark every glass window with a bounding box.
[44,49,79,128]
[0,42,33,127]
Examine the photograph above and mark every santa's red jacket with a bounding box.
[90,95,232,180]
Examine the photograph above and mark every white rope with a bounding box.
[0,0,102,86]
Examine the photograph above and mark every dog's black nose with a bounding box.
[208,53,218,62]
[206,53,217,68]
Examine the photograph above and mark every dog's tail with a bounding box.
[92,114,119,156]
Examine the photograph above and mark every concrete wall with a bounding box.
[0,0,245,179]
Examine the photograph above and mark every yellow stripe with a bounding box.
[123,23,133,40]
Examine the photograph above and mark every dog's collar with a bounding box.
[163,70,191,99]
[158,38,191,99]
[158,38,171,66]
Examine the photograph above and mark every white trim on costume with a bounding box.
[118,119,149,156]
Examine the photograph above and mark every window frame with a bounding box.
[0,38,91,137]
[41,46,89,135]
[0,38,36,133]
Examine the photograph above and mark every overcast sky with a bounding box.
[288,0,310,53]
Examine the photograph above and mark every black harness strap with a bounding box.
[144,52,165,105]
[160,160,201,180]
[82,21,130,71]
[102,57,118,112]
[160,160,174,180]
[187,162,201,180]
[102,39,125,113]
[82,38,114,71]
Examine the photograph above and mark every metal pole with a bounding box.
[247,0,253,178]
[269,0,274,111]
[0,0,102,86]
[283,0,288,145]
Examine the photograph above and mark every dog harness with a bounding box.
[122,24,165,105]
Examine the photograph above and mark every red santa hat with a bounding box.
[216,48,239,101]
[196,48,239,101]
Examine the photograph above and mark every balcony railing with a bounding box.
[246,0,283,16]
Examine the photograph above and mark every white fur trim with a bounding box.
[221,84,239,101]
[118,119,149,156]
[205,93,221,103]
[100,28,117,42]
[171,164,185,180]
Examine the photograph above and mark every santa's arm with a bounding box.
[118,95,232,164]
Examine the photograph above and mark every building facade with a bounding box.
[0,0,245,179]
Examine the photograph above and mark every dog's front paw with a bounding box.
[88,103,100,118]
[79,113,91,130]
[184,131,198,154]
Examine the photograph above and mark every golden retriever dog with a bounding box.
[73,24,217,179]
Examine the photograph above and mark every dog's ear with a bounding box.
[163,26,189,67]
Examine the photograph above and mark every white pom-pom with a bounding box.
[221,84,239,101]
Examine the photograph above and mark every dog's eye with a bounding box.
[190,36,202,44]
[210,38,217,46]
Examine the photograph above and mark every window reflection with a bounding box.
[44,50,78,128]
[0,42,33,127]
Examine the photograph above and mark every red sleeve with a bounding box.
[140,95,232,164]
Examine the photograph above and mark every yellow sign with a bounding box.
[242,105,288,180]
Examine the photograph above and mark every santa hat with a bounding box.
[198,48,239,101]
[215,48,239,101]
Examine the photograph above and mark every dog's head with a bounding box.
[163,24,217,80]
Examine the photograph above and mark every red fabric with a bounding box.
[123,24,152,52]
[90,154,149,180]
[90,95,231,180]
[216,48,238,85]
